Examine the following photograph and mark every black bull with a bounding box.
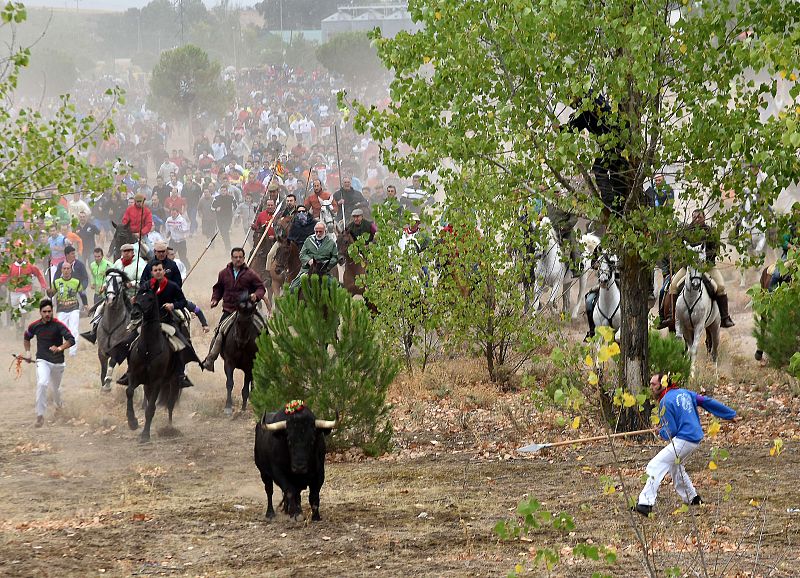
[254,407,336,521]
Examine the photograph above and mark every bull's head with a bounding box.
[265,408,337,475]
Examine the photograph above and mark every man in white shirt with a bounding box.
[158,158,180,181]
[165,207,191,268]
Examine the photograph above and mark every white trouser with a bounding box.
[57,310,80,356]
[36,359,65,417]
[638,437,700,506]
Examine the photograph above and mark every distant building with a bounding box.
[321,4,421,42]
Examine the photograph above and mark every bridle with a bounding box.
[595,255,620,326]
[680,268,713,333]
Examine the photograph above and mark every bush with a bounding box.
[648,330,691,384]
[250,275,399,455]
[752,272,800,370]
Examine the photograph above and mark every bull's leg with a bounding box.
[260,471,275,519]
[309,480,323,521]
[224,362,234,416]
[140,386,157,443]
[126,380,139,430]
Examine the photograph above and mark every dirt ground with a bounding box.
[1,245,799,577]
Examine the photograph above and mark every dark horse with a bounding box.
[125,286,190,442]
[274,236,302,287]
[222,293,264,416]
[109,221,152,262]
[336,229,377,314]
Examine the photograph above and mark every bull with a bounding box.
[254,403,336,521]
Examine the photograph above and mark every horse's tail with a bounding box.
[156,375,183,409]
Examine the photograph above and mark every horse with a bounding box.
[221,294,263,416]
[108,221,152,262]
[319,198,338,243]
[274,236,302,288]
[96,269,132,392]
[337,228,365,298]
[591,254,621,340]
[526,217,569,313]
[125,286,185,442]
[738,224,768,287]
[674,263,720,379]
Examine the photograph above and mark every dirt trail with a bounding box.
[1,250,799,577]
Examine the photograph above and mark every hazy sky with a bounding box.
[23,1,224,11]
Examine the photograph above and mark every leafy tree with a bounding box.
[349,0,800,402]
[148,44,233,124]
[251,275,398,455]
[316,32,386,85]
[255,0,339,31]
[0,2,119,309]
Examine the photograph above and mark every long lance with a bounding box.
[334,124,345,230]
[247,201,283,269]
[183,228,219,283]
[239,155,282,249]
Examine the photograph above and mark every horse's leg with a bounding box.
[126,380,139,430]
[140,385,157,443]
[562,272,571,317]
[224,361,234,416]
[99,353,109,391]
[241,369,251,412]
[689,327,702,379]
[572,271,587,320]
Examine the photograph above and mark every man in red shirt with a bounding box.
[122,193,153,237]
[164,187,187,215]
[0,256,47,321]
[242,171,265,200]
[251,199,277,240]
[304,179,338,220]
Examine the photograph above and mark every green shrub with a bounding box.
[648,330,691,384]
[250,275,399,455]
[752,277,800,370]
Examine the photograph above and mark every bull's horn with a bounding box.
[315,419,337,429]
[265,420,287,431]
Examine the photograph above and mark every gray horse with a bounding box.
[96,269,132,391]
[675,263,720,379]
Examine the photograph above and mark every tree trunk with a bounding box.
[618,250,651,430]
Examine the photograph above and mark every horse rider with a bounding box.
[140,240,183,287]
[287,205,317,247]
[667,209,735,328]
[121,193,154,252]
[769,201,800,290]
[304,179,338,221]
[141,260,198,387]
[334,176,369,221]
[289,222,339,291]
[346,208,377,244]
[200,247,266,372]
[264,193,300,272]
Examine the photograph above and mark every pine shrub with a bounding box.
[648,330,691,383]
[251,275,398,455]
[752,278,800,369]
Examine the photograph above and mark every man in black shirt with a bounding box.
[183,171,203,234]
[23,299,75,427]
[212,187,238,252]
[76,212,101,263]
[140,240,183,287]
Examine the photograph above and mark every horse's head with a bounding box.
[598,254,618,288]
[686,266,704,293]
[237,291,256,315]
[104,269,130,305]
[337,229,354,263]
[132,285,159,322]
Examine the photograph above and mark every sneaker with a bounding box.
[656,318,670,330]
[80,330,97,344]
[690,495,703,506]
[721,317,735,328]
[179,374,194,388]
[632,503,653,517]
[35,415,44,428]
[117,374,129,386]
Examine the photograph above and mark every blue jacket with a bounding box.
[658,388,736,443]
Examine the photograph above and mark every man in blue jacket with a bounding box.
[634,373,741,516]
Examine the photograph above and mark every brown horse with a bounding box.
[336,229,366,298]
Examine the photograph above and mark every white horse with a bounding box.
[571,232,601,319]
[592,253,621,340]
[529,217,569,312]
[739,224,768,287]
[675,264,720,378]
[319,197,338,243]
